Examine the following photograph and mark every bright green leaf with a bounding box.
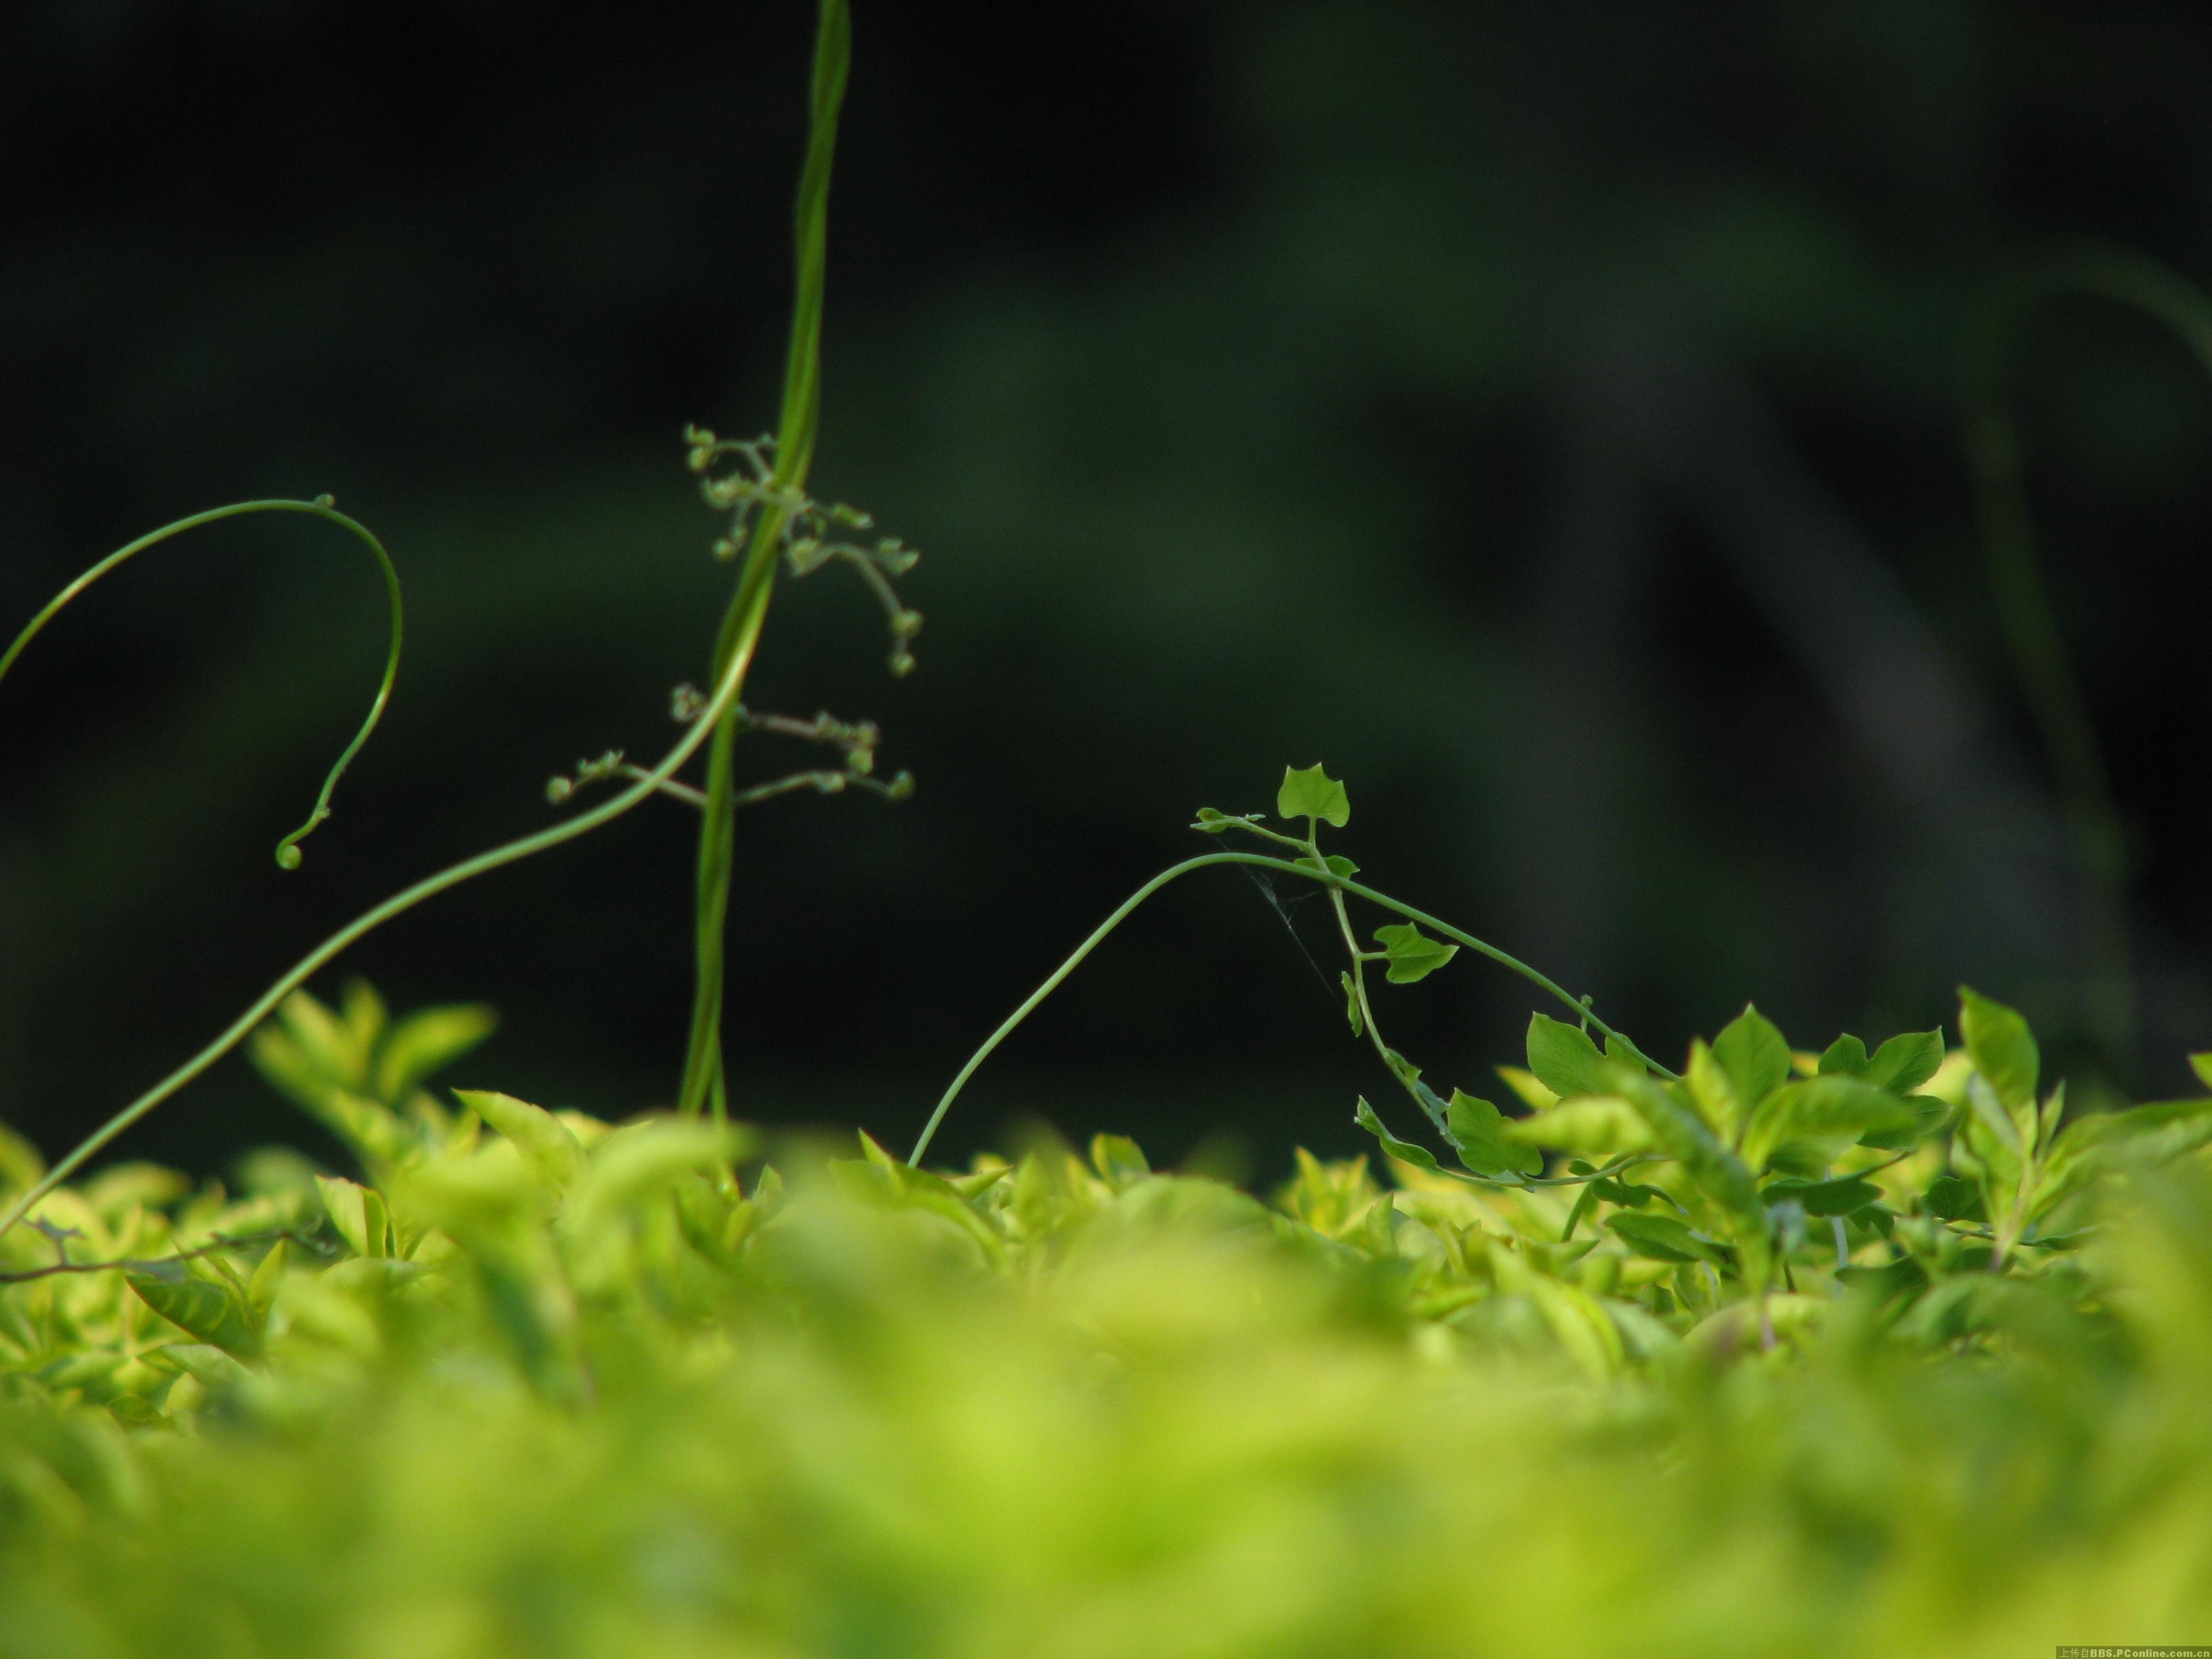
[373,1004,498,1104]
[1090,1134,1151,1190]
[1817,1034,1868,1076]
[1353,1097,1443,1174]
[1277,764,1350,827]
[1373,922,1457,985]
[1607,1211,1723,1265]
[1713,1005,1791,1112]
[1958,987,2039,1110]
[1446,1091,1542,1180]
[1526,1015,1612,1101]
[127,1269,260,1359]
[1864,1030,1944,1097]
[1742,1078,1920,1171]
[454,1090,587,1193]
[1339,972,1364,1038]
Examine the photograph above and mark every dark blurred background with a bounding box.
[3,0,2209,1181]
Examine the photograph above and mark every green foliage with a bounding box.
[8,979,2212,1653]
[9,5,2212,1653]
[1275,763,1350,827]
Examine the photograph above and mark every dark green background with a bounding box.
[3,0,2208,1179]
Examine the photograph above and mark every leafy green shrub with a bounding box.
[7,1,2212,1654]
[6,983,2212,1655]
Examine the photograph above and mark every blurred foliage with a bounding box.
[3,1,2211,1179]
[6,986,2212,1653]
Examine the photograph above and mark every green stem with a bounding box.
[0,499,402,871]
[676,0,851,1118]
[0,554,768,1242]
[907,851,1669,1167]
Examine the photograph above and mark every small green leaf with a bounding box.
[372,1004,498,1104]
[127,1269,261,1359]
[1817,1035,1868,1076]
[245,1238,289,1317]
[1683,1040,1746,1138]
[1295,853,1361,880]
[1089,1134,1151,1190]
[316,1175,392,1258]
[1277,764,1350,827]
[1525,1015,1612,1101]
[1742,1078,1920,1171]
[2034,1096,2212,1218]
[1191,807,1233,833]
[570,1119,747,1234]
[1606,1211,1723,1265]
[1446,1091,1542,1180]
[1372,922,1458,985]
[1957,987,2039,1111]
[1763,1175,1881,1217]
[1923,1174,1985,1223]
[1506,1097,1654,1156]
[1864,1030,1944,1097]
[1713,1005,1791,1113]
[1353,1097,1441,1173]
[1339,972,1364,1038]
[455,1089,587,1193]
[2192,1053,2212,1093]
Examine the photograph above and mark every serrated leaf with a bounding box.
[1526,1015,1612,1101]
[1276,764,1350,827]
[127,1269,260,1359]
[1372,922,1457,985]
[1607,1211,1723,1265]
[1958,987,2039,1111]
[454,1090,586,1193]
[1353,1097,1442,1174]
[372,1004,498,1104]
[1713,1005,1791,1113]
[1446,1091,1541,1180]
[1864,1030,1944,1096]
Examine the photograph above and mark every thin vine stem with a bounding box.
[0,498,402,869]
[907,851,1670,1168]
[677,0,852,1122]
[0,547,773,1243]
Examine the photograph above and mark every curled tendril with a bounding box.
[0,497,405,871]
